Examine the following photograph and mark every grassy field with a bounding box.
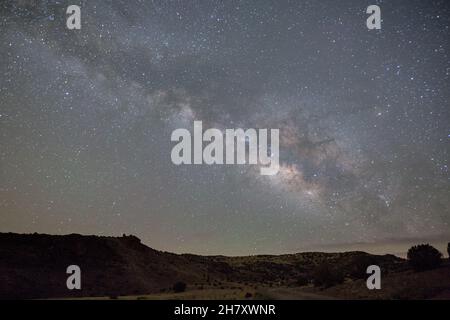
[64,286,257,300]
[63,263,450,300]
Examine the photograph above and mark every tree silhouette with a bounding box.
[407,244,442,271]
[447,242,450,260]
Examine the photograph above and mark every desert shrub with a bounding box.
[173,281,187,293]
[312,263,344,288]
[350,255,378,279]
[296,275,309,286]
[407,244,442,271]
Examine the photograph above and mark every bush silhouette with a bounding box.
[173,281,187,293]
[312,263,344,287]
[407,244,442,271]
[447,242,450,260]
[296,275,309,286]
[350,255,378,279]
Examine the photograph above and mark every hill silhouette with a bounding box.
[1,232,448,299]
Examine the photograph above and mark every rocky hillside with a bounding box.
[0,232,405,299]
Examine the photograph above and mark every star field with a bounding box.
[0,0,449,255]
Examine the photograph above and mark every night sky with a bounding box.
[1,0,449,255]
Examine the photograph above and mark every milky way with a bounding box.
[1,1,449,255]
